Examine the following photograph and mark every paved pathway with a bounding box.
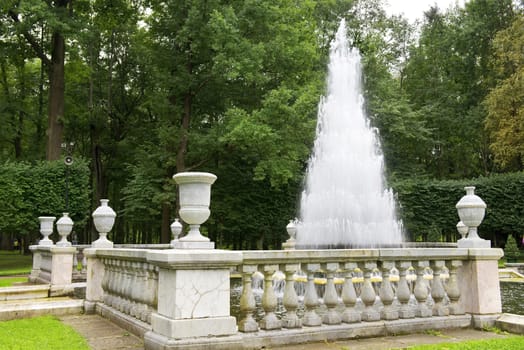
[59,314,513,350]
[60,314,144,350]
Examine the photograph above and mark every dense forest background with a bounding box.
[1,0,523,250]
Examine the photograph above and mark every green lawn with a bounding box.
[0,315,89,350]
[406,336,524,350]
[0,250,32,276]
[0,276,28,287]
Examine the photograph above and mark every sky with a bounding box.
[385,0,466,22]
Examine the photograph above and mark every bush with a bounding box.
[504,234,521,262]
[392,172,524,243]
[0,159,90,243]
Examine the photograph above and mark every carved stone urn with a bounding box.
[92,199,116,248]
[170,218,183,248]
[173,172,217,249]
[283,219,297,250]
[456,221,468,242]
[455,186,490,248]
[38,216,56,246]
[56,213,74,247]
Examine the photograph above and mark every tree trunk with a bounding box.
[46,31,65,160]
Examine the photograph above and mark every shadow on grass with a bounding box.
[0,250,32,276]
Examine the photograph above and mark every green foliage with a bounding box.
[0,315,89,350]
[0,160,90,240]
[484,15,524,171]
[393,172,524,243]
[504,234,521,261]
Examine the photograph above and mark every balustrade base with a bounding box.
[259,314,282,330]
[416,305,433,318]
[361,309,381,322]
[342,310,361,323]
[399,306,416,319]
[302,311,322,327]
[238,317,259,332]
[151,313,238,339]
[322,310,342,325]
[433,305,450,317]
[282,316,302,329]
[381,308,399,320]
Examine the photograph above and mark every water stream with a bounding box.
[297,19,403,248]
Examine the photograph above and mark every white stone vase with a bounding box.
[173,172,217,248]
[92,199,116,248]
[456,186,490,248]
[56,213,73,247]
[456,221,468,241]
[170,218,182,247]
[38,216,56,246]
[283,219,298,250]
[286,220,297,241]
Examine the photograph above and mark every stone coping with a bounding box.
[29,245,77,254]
[83,247,504,268]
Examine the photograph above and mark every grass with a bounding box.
[0,276,28,287]
[0,250,32,276]
[404,336,524,349]
[0,315,89,350]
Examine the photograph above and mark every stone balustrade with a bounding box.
[81,246,503,350]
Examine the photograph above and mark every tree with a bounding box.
[403,0,516,179]
[3,0,79,160]
[484,15,524,171]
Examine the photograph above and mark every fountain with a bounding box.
[297,19,403,248]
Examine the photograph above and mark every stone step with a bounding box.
[496,313,524,334]
[0,297,84,321]
[0,284,50,301]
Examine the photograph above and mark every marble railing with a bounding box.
[236,249,466,332]
[84,247,503,349]
[86,249,159,324]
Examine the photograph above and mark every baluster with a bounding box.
[280,263,300,328]
[73,252,79,272]
[303,263,322,326]
[101,258,111,306]
[238,265,259,332]
[396,261,415,318]
[341,262,361,323]
[322,262,341,324]
[445,260,464,315]
[123,261,133,314]
[379,261,398,320]
[431,260,449,316]
[414,260,432,317]
[359,261,380,321]
[259,264,281,330]
[115,260,124,311]
[129,262,140,318]
[81,254,87,274]
[143,264,158,323]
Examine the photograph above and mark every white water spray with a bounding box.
[297,20,403,248]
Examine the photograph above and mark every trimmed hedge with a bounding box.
[392,172,524,244]
[0,159,91,240]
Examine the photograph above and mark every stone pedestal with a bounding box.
[29,245,76,295]
[145,249,242,342]
[83,248,106,314]
[457,238,490,248]
[459,248,503,328]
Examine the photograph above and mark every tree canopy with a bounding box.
[1,0,523,249]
